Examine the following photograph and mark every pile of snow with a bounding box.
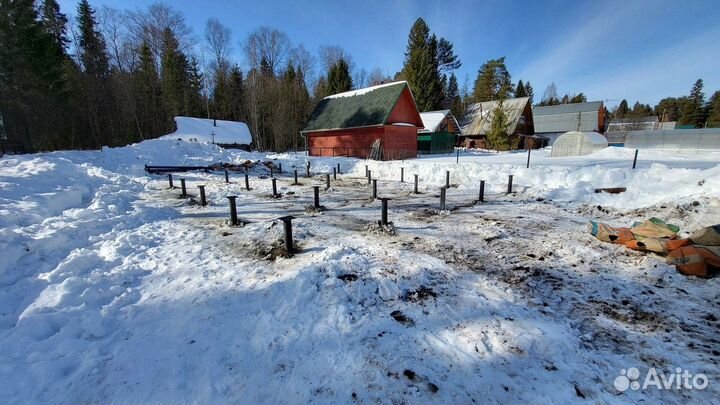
[161,116,252,145]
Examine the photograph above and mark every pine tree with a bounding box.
[515,80,527,98]
[616,99,629,118]
[444,73,462,118]
[568,93,587,103]
[40,0,69,50]
[228,65,244,121]
[313,76,329,101]
[654,97,684,122]
[76,0,113,147]
[77,0,109,79]
[472,57,512,102]
[0,0,67,149]
[326,58,353,94]
[185,56,205,117]
[133,41,163,138]
[525,81,534,105]
[400,18,444,111]
[679,79,706,127]
[706,90,720,128]
[160,28,191,123]
[486,100,511,150]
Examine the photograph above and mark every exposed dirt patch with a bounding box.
[390,310,415,326]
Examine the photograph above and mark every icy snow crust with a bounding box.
[1,139,719,404]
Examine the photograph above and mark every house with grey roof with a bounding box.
[532,101,605,145]
[458,97,535,149]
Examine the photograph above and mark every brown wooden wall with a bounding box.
[307,124,417,160]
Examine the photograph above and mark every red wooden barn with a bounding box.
[301,81,423,160]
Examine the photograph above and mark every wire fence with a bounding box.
[423,147,720,171]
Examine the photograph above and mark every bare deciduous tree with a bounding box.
[242,27,291,74]
[127,3,194,59]
[204,18,231,70]
[318,45,354,74]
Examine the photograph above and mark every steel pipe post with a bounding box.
[313,186,320,209]
[227,196,238,226]
[198,185,207,206]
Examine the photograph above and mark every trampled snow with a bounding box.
[1,140,719,404]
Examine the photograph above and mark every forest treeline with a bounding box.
[1,1,719,152]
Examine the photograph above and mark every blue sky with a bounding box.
[58,0,719,106]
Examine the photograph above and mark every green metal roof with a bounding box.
[302,81,409,132]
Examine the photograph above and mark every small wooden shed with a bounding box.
[301,81,423,160]
[418,110,461,154]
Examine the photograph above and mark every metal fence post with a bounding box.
[270,166,274,178]
[306,161,311,177]
[325,173,330,189]
[632,149,639,169]
[526,149,531,169]
[365,165,369,177]
[380,198,390,225]
[272,178,278,197]
[313,186,320,209]
[367,170,372,185]
[225,170,229,183]
[278,163,282,173]
[245,172,250,191]
[456,149,460,163]
[440,187,446,210]
[227,196,238,226]
[333,167,337,180]
[400,167,404,183]
[445,171,450,188]
[180,178,187,197]
[198,185,207,206]
[168,174,174,188]
[372,179,377,199]
[414,174,419,194]
[279,216,295,254]
[337,163,341,174]
[293,170,299,185]
[507,175,513,194]
[479,180,485,203]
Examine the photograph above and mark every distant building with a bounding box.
[606,116,659,132]
[458,97,534,149]
[418,110,460,154]
[532,101,605,145]
[623,128,720,150]
[161,117,253,150]
[301,81,423,160]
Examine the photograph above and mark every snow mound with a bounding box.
[161,116,252,145]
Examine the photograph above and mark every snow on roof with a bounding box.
[419,110,450,133]
[325,81,408,99]
[161,117,252,145]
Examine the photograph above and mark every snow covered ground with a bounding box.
[1,140,719,404]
